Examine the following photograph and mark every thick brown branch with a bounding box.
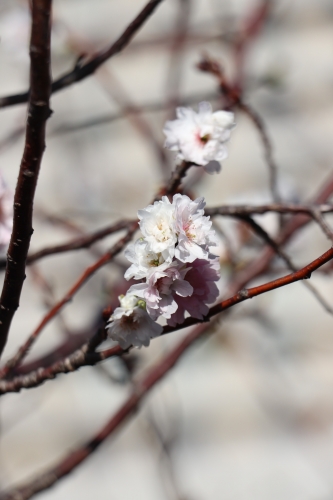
[0,0,165,109]
[0,0,52,358]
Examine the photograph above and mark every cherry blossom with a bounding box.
[167,259,220,327]
[106,294,163,349]
[128,260,193,320]
[163,101,235,174]
[124,239,169,280]
[173,194,217,262]
[138,196,177,258]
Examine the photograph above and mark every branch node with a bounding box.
[238,289,249,299]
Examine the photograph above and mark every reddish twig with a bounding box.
[0,222,138,378]
[1,246,333,497]
[0,0,52,358]
[0,0,165,109]
[163,246,333,332]
[1,246,332,395]
[230,171,333,293]
[0,323,209,500]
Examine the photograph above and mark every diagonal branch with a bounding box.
[1,247,333,498]
[1,246,332,396]
[0,0,165,109]
[0,223,137,378]
[205,203,333,217]
[0,0,52,359]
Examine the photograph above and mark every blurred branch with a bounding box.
[0,0,165,109]
[156,160,194,200]
[233,0,273,92]
[1,246,333,395]
[235,215,333,315]
[96,67,170,175]
[0,323,210,500]
[205,203,333,217]
[311,208,333,243]
[0,222,137,378]
[165,0,191,113]
[229,171,333,293]
[1,245,333,496]
[198,55,280,203]
[0,0,52,358]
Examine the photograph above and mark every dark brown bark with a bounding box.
[0,0,52,357]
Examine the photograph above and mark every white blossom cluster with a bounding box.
[106,194,220,349]
[163,101,235,173]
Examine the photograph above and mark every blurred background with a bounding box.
[1,0,333,498]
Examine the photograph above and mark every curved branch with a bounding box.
[0,223,137,378]
[1,245,333,498]
[0,0,165,109]
[0,323,208,500]
[1,246,332,395]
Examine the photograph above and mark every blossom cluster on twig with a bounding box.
[106,102,235,349]
[106,194,221,348]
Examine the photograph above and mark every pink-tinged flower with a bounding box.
[128,260,193,320]
[124,239,170,280]
[0,173,13,250]
[138,196,177,258]
[173,194,217,263]
[167,259,220,327]
[163,101,235,174]
[106,294,163,349]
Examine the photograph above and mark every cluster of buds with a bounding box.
[106,102,235,349]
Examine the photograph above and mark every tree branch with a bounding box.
[0,223,137,378]
[1,246,333,498]
[0,0,165,109]
[1,246,332,395]
[0,0,52,358]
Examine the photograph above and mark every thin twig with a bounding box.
[0,0,165,109]
[238,101,280,203]
[0,219,134,270]
[0,223,137,378]
[198,55,280,203]
[0,0,52,358]
[1,247,333,498]
[205,203,333,217]
[96,68,170,175]
[165,0,191,113]
[311,208,333,244]
[156,160,194,200]
[229,171,333,294]
[0,323,209,500]
[235,215,333,315]
[1,246,333,396]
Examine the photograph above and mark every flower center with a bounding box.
[200,133,211,144]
